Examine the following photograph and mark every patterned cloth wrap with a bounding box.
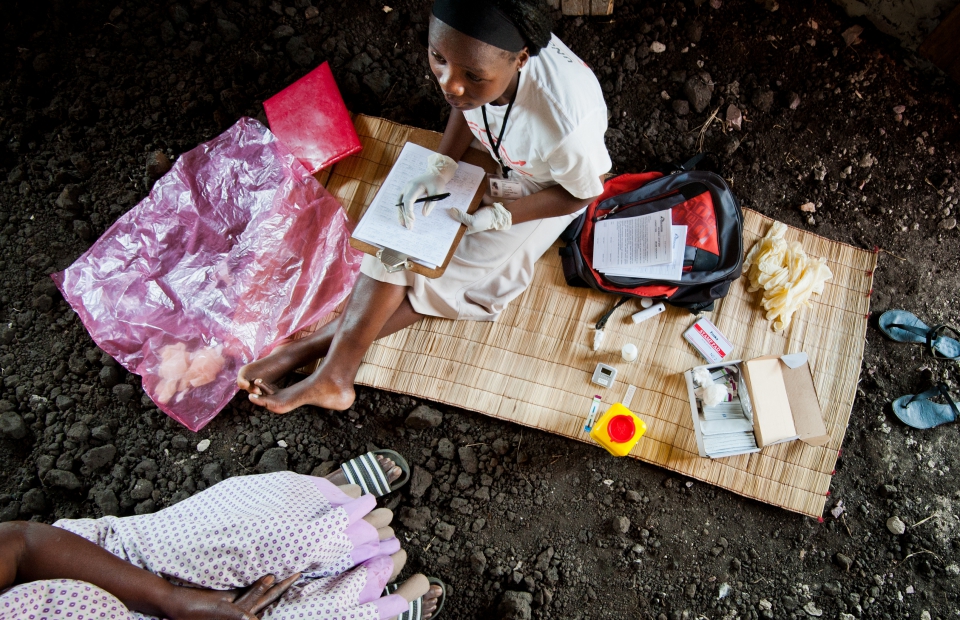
[1,579,130,619]
[0,472,411,620]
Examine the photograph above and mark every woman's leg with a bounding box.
[238,276,423,394]
[389,574,443,620]
[248,275,422,413]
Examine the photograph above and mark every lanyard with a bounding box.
[481,84,518,178]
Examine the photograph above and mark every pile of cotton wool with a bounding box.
[155,343,225,404]
[742,221,833,332]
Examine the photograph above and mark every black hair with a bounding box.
[494,0,553,56]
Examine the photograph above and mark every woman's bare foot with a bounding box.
[325,454,402,488]
[248,366,355,413]
[237,341,299,394]
[237,329,335,395]
[390,574,443,620]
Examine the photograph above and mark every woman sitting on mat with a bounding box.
[0,454,444,620]
[238,0,611,413]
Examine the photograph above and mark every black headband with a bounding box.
[432,0,526,53]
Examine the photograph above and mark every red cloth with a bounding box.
[263,62,362,173]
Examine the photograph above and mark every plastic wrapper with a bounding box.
[53,118,362,431]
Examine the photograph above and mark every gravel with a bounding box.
[0,412,27,439]
[886,515,907,535]
[257,447,289,473]
[0,1,958,619]
[409,466,433,498]
[405,404,443,429]
[498,591,533,620]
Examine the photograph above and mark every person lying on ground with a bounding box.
[0,455,442,620]
[238,0,611,413]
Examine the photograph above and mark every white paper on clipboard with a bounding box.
[352,142,486,268]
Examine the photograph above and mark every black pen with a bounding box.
[397,193,451,207]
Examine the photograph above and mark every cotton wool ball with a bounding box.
[692,367,714,387]
[698,383,729,407]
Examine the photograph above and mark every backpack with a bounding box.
[559,161,744,314]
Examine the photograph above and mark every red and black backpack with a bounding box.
[559,159,744,313]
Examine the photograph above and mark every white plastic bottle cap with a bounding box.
[621,343,638,362]
[640,297,654,309]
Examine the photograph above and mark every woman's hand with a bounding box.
[1,523,302,620]
[398,154,459,229]
[165,573,301,620]
[449,202,512,235]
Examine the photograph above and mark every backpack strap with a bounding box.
[680,153,708,171]
[679,152,721,173]
[595,296,631,330]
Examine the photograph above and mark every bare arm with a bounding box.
[437,108,601,225]
[0,521,294,620]
[505,178,602,225]
[436,109,476,162]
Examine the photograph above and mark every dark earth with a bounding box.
[2,0,960,618]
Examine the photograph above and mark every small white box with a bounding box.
[683,318,733,363]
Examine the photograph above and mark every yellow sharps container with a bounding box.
[589,403,646,457]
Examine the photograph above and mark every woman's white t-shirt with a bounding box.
[462,34,611,200]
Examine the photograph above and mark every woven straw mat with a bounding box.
[300,114,877,518]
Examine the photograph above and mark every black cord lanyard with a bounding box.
[481,83,518,179]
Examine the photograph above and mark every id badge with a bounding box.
[488,174,523,200]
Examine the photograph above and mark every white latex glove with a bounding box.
[397,153,459,229]
[448,202,512,235]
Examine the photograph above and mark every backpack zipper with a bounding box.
[594,189,681,221]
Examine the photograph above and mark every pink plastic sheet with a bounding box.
[54,118,362,431]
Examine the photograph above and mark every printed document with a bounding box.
[352,142,486,268]
[593,209,672,269]
[599,225,687,281]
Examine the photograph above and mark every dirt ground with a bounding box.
[2,0,960,618]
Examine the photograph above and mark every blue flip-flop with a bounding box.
[892,384,959,429]
[877,310,960,360]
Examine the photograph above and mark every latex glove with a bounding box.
[397,153,459,229]
[448,201,512,235]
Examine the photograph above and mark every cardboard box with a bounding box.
[742,353,829,448]
[684,352,828,459]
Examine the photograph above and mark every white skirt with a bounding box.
[360,208,579,321]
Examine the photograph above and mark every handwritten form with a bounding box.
[600,225,687,281]
[592,209,672,270]
[352,143,486,268]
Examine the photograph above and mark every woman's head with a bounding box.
[428,0,553,111]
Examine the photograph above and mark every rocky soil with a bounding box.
[2,0,960,618]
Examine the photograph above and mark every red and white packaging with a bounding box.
[683,318,733,363]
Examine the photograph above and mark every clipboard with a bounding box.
[348,132,497,278]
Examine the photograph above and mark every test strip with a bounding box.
[584,395,602,432]
[622,384,637,409]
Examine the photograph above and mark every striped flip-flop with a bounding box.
[339,449,411,497]
[383,577,446,620]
